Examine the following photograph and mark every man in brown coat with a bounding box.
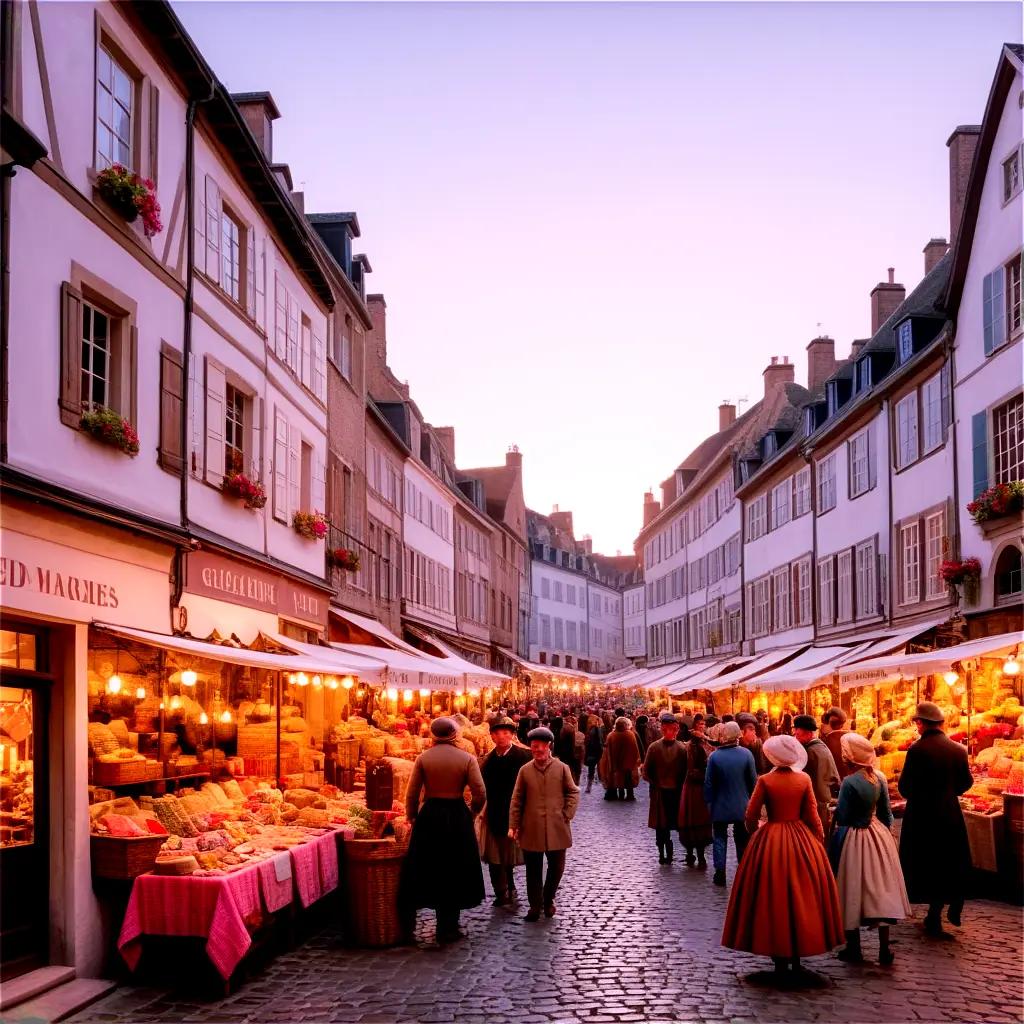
[641,712,687,863]
[509,727,580,921]
[604,716,642,801]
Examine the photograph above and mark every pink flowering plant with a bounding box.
[939,557,982,585]
[95,164,163,237]
[966,481,1024,523]
[222,473,267,509]
[80,407,140,456]
[327,547,360,572]
[292,510,328,540]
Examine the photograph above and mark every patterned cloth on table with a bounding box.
[257,852,293,913]
[316,831,339,894]
[290,840,322,908]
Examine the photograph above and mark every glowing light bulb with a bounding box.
[199,711,209,725]
[356,688,365,698]
[403,689,414,703]
[326,676,338,690]
[135,686,146,700]
[341,676,354,690]
[181,669,197,687]
[170,696,182,711]
[296,673,309,687]
[106,675,122,694]
[312,675,322,688]
[386,687,398,701]
[159,701,165,711]
[419,689,430,698]
[220,710,232,723]
[1003,655,1021,676]
[469,688,480,697]
[943,670,959,686]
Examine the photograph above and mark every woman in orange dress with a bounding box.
[721,734,844,979]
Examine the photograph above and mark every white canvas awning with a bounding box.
[838,631,1023,690]
[403,626,510,687]
[329,642,465,692]
[265,633,387,683]
[666,657,752,695]
[703,645,808,693]
[748,645,856,692]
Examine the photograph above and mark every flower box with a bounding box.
[292,510,327,540]
[80,407,140,456]
[967,482,1024,525]
[222,472,267,509]
[328,546,361,572]
[95,164,163,237]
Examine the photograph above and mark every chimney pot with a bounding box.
[505,445,523,471]
[718,402,737,432]
[642,491,661,528]
[870,271,906,334]
[888,267,895,284]
[762,356,796,399]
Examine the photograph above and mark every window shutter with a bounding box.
[147,81,160,185]
[287,423,300,516]
[188,356,203,478]
[312,451,326,513]
[300,320,312,388]
[983,268,1005,354]
[126,323,139,426]
[59,281,83,427]
[971,411,989,497]
[194,182,206,272]
[203,356,226,486]
[249,396,263,480]
[940,361,952,431]
[255,241,266,331]
[245,225,256,319]
[273,408,288,520]
[158,342,184,473]
[204,176,221,283]
[845,438,853,498]
[867,427,877,489]
[312,327,325,401]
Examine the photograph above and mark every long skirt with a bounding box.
[478,815,525,866]
[722,820,844,958]
[678,779,712,847]
[399,798,485,910]
[833,818,911,929]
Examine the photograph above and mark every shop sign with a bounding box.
[0,528,169,631]
[185,550,327,628]
[386,668,462,692]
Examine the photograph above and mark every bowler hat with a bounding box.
[489,716,517,734]
[912,701,945,724]
[430,717,458,739]
[527,726,554,743]
[793,714,818,732]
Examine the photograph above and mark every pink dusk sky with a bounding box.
[174,0,1020,555]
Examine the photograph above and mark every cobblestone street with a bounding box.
[71,784,1024,1024]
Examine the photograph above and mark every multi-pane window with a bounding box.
[817,453,837,512]
[920,372,944,454]
[96,46,132,169]
[900,522,920,604]
[897,321,913,363]
[771,481,791,530]
[1005,149,1022,203]
[335,314,353,381]
[794,468,811,517]
[540,615,551,648]
[772,568,791,632]
[1007,255,1022,338]
[794,557,812,626]
[541,577,550,599]
[849,429,871,497]
[81,303,111,411]
[993,394,1024,484]
[221,211,241,302]
[836,550,853,622]
[855,539,877,618]
[553,581,563,602]
[749,577,770,637]
[746,494,768,541]
[896,393,919,469]
[224,384,245,476]
[817,557,834,627]
[566,620,577,652]
[925,511,946,599]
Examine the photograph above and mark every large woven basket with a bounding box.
[92,758,162,787]
[91,833,165,880]
[343,837,406,947]
[963,808,1004,873]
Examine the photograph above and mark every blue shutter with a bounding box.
[983,268,1005,355]
[971,411,989,497]
[983,272,994,353]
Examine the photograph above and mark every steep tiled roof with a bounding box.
[458,464,517,520]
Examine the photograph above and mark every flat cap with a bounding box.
[430,717,458,739]
[793,714,818,732]
[913,701,945,724]
[489,716,517,733]
[527,726,554,743]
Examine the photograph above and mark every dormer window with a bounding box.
[762,433,777,458]
[826,382,838,416]
[898,320,914,362]
[857,357,872,392]
[804,407,815,437]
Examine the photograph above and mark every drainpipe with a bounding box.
[884,397,895,627]
[804,448,818,636]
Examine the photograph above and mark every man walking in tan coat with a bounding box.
[509,726,580,922]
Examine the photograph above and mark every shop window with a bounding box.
[0,630,37,671]
[0,687,36,849]
[995,545,1023,605]
[280,621,319,645]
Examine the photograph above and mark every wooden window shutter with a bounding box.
[126,323,139,426]
[940,361,952,432]
[273,408,288,520]
[312,451,326,515]
[203,355,226,486]
[867,427,877,490]
[245,225,256,319]
[59,282,84,427]
[147,82,160,185]
[254,240,266,330]
[971,411,989,497]
[158,342,184,472]
[204,175,221,283]
[249,396,263,480]
[188,356,203,478]
[287,423,300,516]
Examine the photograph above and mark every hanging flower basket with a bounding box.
[939,557,982,586]
[292,510,327,540]
[80,407,139,456]
[222,473,267,509]
[967,482,1024,524]
[328,547,360,572]
[95,164,163,237]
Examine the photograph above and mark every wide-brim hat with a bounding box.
[527,726,554,743]
[489,716,517,734]
[912,701,945,724]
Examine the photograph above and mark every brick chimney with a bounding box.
[505,445,522,471]
[923,238,950,275]
[642,490,661,528]
[661,475,677,508]
[947,125,981,246]
[762,356,796,399]
[870,269,906,333]
[580,535,593,556]
[806,336,837,392]
[718,402,736,432]
[550,507,574,536]
[367,293,386,366]
[231,91,280,161]
[850,338,869,358]
[434,427,456,464]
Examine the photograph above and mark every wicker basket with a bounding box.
[336,738,361,769]
[342,837,407,947]
[91,833,165,880]
[92,758,162,787]
[963,808,1004,873]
